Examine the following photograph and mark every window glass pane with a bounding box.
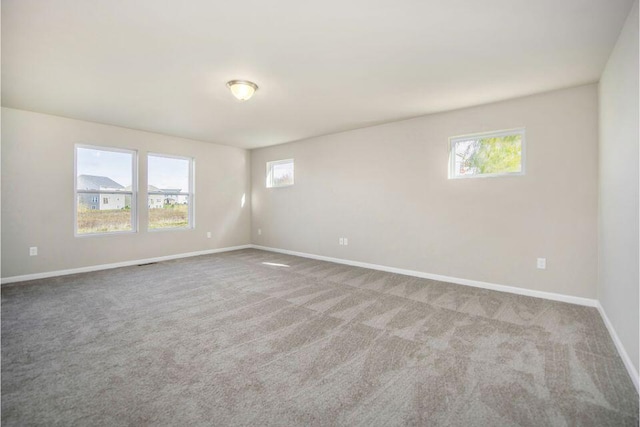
[76,147,132,190]
[148,155,192,230]
[76,147,134,235]
[267,159,294,187]
[76,194,133,234]
[148,156,189,193]
[451,131,523,178]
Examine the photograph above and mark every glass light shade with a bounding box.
[227,80,258,101]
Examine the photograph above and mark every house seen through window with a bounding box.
[75,145,136,235]
[147,154,194,230]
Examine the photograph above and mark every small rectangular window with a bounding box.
[449,129,525,179]
[75,145,136,235]
[266,159,294,188]
[147,153,194,230]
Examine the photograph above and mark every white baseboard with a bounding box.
[0,245,252,285]
[596,301,639,392]
[250,245,597,307]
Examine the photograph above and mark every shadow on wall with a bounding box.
[213,193,249,246]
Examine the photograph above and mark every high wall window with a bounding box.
[75,145,137,235]
[266,159,294,188]
[449,129,525,179]
[147,153,194,230]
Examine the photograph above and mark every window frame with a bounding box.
[448,128,526,179]
[266,158,295,188]
[147,152,195,232]
[74,144,138,237]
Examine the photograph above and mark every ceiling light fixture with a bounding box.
[226,80,258,101]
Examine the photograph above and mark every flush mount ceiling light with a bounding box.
[226,80,258,101]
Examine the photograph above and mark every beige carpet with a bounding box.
[2,249,638,426]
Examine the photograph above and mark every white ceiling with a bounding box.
[2,0,634,149]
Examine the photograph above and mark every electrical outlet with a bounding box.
[206,232,212,238]
[258,228,262,235]
[536,258,546,270]
[344,238,348,245]
[29,247,38,256]
[339,238,344,245]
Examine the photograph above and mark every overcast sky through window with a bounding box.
[77,148,189,191]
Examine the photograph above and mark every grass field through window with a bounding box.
[149,205,189,230]
[77,205,189,234]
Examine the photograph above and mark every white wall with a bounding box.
[598,0,639,375]
[251,85,599,299]
[1,108,251,279]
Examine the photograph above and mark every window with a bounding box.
[449,129,525,179]
[266,159,294,188]
[75,145,136,235]
[147,153,194,230]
